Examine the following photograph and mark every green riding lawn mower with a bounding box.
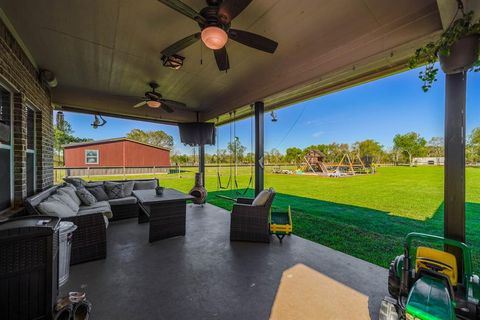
[379,233,480,320]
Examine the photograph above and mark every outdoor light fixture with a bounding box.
[270,111,278,122]
[146,100,161,108]
[201,26,228,50]
[91,114,107,129]
[39,69,58,88]
[161,54,184,70]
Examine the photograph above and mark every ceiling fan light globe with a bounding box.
[201,26,228,50]
[147,100,162,108]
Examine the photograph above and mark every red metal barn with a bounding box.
[64,138,170,167]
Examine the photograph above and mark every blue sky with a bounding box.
[59,66,480,155]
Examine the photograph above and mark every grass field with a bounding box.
[82,166,480,272]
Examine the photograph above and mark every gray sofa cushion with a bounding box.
[104,181,125,199]
[252,188,274,206]
[85,182,103,187]
[58,186,82,206]
[38,197,77,218]
[76,188,97,206]
[108,196,137,206]
[85,185,109,201]
[52,192,80,213]
[63,177,87,188]
[133,180,158,190]
[122,181,135,196]
[78,201,113,219]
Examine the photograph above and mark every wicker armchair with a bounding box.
[230,191,276,243]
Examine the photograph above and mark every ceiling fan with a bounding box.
[159,0,278,71]
[132,82,186,113]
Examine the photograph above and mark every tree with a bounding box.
[227,137,246,162]
[285,147,302,163]
[245,152,255,164]
[326,143,349,162]
[54,119,91,165]
[126,128,173,149]
[267,148,283,164]
[467,128,480,164]
[352,139,384,163]
[427,137,444,158]
[393,132,427,165]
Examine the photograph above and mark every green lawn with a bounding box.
[82,166,480,272]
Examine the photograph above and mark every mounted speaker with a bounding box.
[178,122,216,146]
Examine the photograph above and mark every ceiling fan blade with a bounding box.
[146,92,160,100]
[133,101,147,109]
[229,29,278,54]
[160,103,175,113]
[160,99,186,109]
[214,47,229,71]
[161,33,201,57]
[158,0,206,25]
[218,0,253,24]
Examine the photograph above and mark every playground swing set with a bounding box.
[215,111,253,197]
[273,149,375,177]
[215,111,293,242]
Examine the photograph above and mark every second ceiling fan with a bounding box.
[159,0,278,71]
[132,82,186,113]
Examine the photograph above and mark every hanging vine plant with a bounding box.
[409,8,480,92]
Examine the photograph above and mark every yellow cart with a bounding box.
[270,206,293,242]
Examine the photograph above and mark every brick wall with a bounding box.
[0,18,53,208]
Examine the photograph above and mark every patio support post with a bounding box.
[199,144,205,186]
[444,71,466,269]
[254,101,264,196]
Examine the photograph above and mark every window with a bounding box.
[0,85,12,212]
[26,106,36,196]
[85,150,99,164]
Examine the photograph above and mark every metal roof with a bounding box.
[63,138,171,151]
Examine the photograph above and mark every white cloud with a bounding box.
[312,131,324,138]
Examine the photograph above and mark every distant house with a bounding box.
[64,138,170,168]
[413,157,444,166]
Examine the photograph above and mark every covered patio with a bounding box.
[64,203,387,319]
[0,0,478,319]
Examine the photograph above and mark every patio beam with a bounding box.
[254,101,264,196]
[444,71,466,267]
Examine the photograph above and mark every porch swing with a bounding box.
[216,111,253,200]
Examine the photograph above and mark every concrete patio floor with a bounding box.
[63,203,388,319]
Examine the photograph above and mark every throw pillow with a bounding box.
[85,185,109,201]
[64,182,77,190]
[122,181,135,196]
[252,188,273,206]
[76,188,97,206]
[58,186,82,206]
[38,197,77,218]
[52,192,79,213]
[63,177,86,189]
[85,182,104,187]
[133,180,158,190]
[104,181,125,199]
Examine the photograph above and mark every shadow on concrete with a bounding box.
[208,189,480,272]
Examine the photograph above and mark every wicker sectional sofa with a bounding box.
[24,178,158,265]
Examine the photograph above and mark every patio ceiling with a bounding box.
[0,0,442,124]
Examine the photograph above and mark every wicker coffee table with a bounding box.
[133,189,194,243]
